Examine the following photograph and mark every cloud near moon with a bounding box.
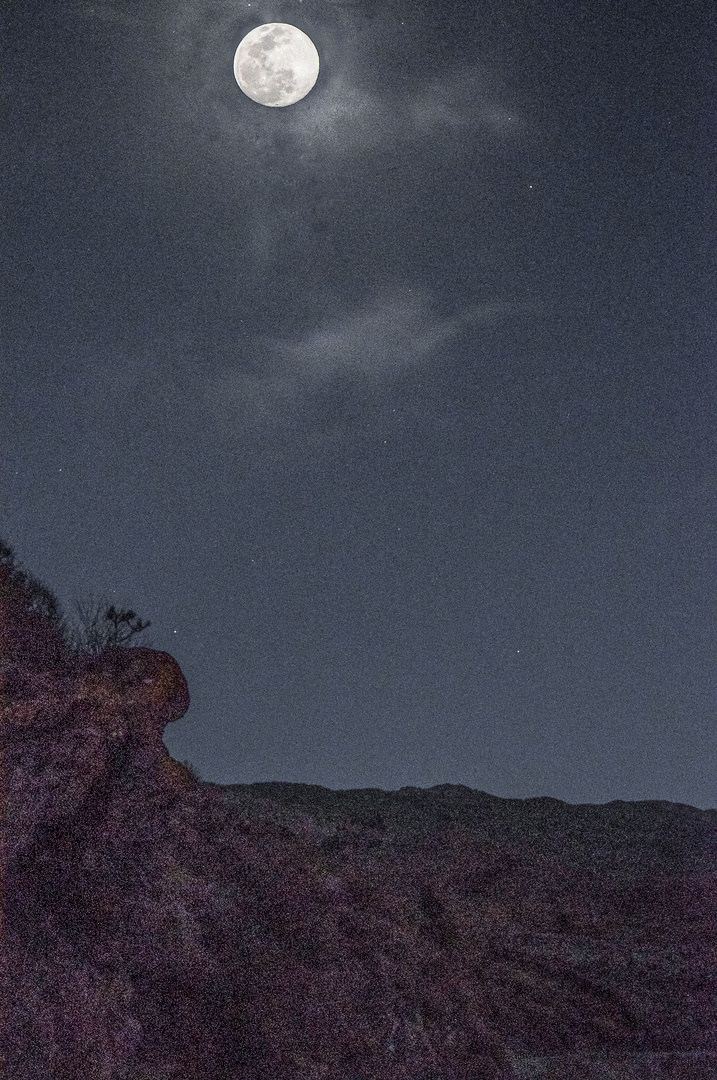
[162,3,521,167]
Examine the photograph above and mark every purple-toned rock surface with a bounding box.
[1,578,714,1079]
[213,781,717,1078]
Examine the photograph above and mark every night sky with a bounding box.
[3,0,715,808]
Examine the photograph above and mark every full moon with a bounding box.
[233,23,320,107]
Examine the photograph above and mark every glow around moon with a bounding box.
[234,23,319,107]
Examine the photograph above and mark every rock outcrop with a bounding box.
[1,583,714,1080]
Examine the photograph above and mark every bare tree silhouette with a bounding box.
[62,593,153,655]
[0,538,152,657]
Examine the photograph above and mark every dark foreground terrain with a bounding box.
[1,571,714,1079]
[210,779,717,1080]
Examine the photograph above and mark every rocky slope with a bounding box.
[1,575,714,1079]
[210,780,716,1078]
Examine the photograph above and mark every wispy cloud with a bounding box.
[202,284,506,427]
[297,65,523,158]
[281,285,503,377]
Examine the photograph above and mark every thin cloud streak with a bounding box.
[282,286,505,377]
[203,285,507,428]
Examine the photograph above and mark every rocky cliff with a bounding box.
[1,581,714,1080]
